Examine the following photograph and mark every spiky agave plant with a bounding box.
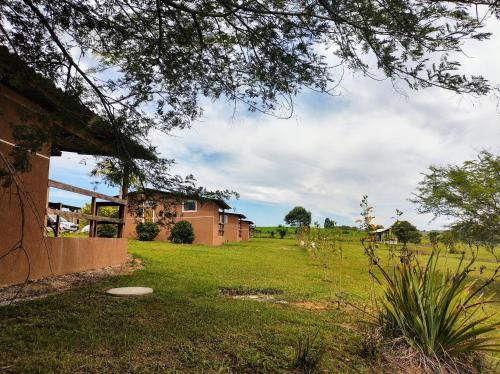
[373,249,499,357]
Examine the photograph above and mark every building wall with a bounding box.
[124,197,226,246]
[224,215,242,242]
[240,222,251,241]
[0,84,128,286]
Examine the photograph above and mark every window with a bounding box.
[219,213,228,224]
[182,200,197,212]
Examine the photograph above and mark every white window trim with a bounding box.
[219,214,228,224]
[182,200,197,212]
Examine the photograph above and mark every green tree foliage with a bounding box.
[169,221,195,244]
[81,203,118,237]
[439,230,460,253]
[324,218,336,229]
[285,207,312,227]
[413,151,500,249]
[392,220,422,245]
[276,225,288,239]
[428,231,440,246]
[136,222,160,241]
[97,224,117,238]
[1,1,497,187]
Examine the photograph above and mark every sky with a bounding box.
[50,18,500,230]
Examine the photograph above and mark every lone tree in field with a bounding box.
[285,207,311,227]
[412,151,499,250]
[1,1,499,192]
[392,220,422,245]
[324,218,336,229]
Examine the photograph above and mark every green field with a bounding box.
[0,237,498,373]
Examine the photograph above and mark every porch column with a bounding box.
[117,164,130,238]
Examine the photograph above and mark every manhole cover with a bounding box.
[106,287,153,297]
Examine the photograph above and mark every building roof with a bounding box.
[371,227,391,233]
[224,212,246,219]
[0,46,154,160]
[241,219,254,224]
[128,189,231,210]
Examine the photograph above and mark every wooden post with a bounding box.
[117,164,130,238]
[53,203,62,237]
[89,196,96,237]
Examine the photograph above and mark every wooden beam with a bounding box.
[48,179,126,205]
[95,201,123,207]
[0,86,115,155]
[47,208,124,224]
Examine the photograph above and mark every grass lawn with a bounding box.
[0,237,498,373]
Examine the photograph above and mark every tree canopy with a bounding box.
[392,220,422,245]
[285,206,311,227]
[324,217,336,229]
[412,151,499,249]
[1,1,499,190]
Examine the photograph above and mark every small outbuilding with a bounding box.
[371,227,397,243]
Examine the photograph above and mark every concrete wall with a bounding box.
[0,84,128,286]
[125,198,226,246]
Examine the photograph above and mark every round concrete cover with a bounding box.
[106,287,153,297]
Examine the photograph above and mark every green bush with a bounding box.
[276,225,288,239]
[97,224,117,238]
[376,249,499,359]
[169,221,195,244]
[269,230,275,238]
[136,221,160,241]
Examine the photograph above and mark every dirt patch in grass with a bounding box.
[219,286,288,303]
[292,300,330,310]
[0,255,143,306]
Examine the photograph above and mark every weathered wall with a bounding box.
[125,197,226,246]
[0,85,53,286]
[42,237,127,275]
[0,84,128,286]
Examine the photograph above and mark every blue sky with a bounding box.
[49,20,500,229]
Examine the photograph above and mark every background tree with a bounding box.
[285,207,312,227]
[1,1,498,190]
[412,151,499,250]
[392,220,422,245]
[428,231,440,246]
[324,218,336,229]
[276,225,288,239]
[81,203,119,237]
[439,230,459,254]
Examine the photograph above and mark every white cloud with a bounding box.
[51,18,500,229]
[150,20,500,229]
